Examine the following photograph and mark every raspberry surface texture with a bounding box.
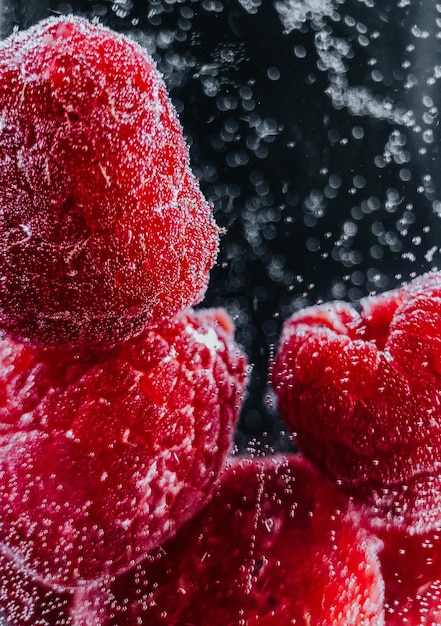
[0,549,72,626]
[384,580,441,625]
[76,454,385,625]
[0,307,247,590]
[0,16,218,348]
[377,525,441,624]
[273,271,441,533]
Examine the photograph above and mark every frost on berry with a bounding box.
[273,271,441,534]
[0,16,218,348]
[0,308,247,590]
[75,455,385,625]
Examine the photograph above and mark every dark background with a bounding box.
[3,0,441,452]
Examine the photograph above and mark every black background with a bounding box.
[3,0,441,452]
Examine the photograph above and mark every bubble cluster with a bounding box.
[0,306,247,589]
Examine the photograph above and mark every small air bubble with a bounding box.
[399,168,411,181]
[267,66,281,80]
[294,45,307,59]
[423,129,434,143]
[352,126,365,139]
[329,174,342,189]
[402,251,416,261]
[353,175,366,189]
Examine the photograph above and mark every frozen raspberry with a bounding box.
[273,271,441,533]
[76,455,385,625]
[0,16,218,348]
[0,308,247,590]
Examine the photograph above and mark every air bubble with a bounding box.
[202,0,224,12]
[353,175,366,189]
[267,66,281,81]
[329,174,342,189]
[352,126,365,139]
[399,168,411,181]
[423,129,434,143]
[294,45,307,59]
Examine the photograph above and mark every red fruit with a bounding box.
[0,548,72,625]
[377,526,441,624]
[0,308,247,590]
[384,580,441,625]
[0,16,218,348]
[273,271,441,533]
[75,455,385,625]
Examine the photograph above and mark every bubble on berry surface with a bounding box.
[0,548,72,626]
[0,308,247,590]
[0,16,219,349]
[70,455,385,625]
[376,525,441,624]
[273,272,441,534]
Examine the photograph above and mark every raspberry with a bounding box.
[377,526,441,624]
[273,272,441,533]
[76,455,385,625]
[384,581,441,625]
[0,308,247,590]
[0,17,218,348]
[0,549,71,625]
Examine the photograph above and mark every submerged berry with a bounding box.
[273,272,441,533]
[0,308,247,590]
[76,455,385,625]
[0,549,72,626]
[378,525,441,625]
[0,17,218,348]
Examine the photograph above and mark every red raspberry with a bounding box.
[377,526,441,624]
[273,272,441,533]
[75,455,385,625]
[0,548,72,625]
[384,580,441,625]
[0,17,218,348]
[0,308,247,590]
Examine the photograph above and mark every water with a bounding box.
[1,1,441,623]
